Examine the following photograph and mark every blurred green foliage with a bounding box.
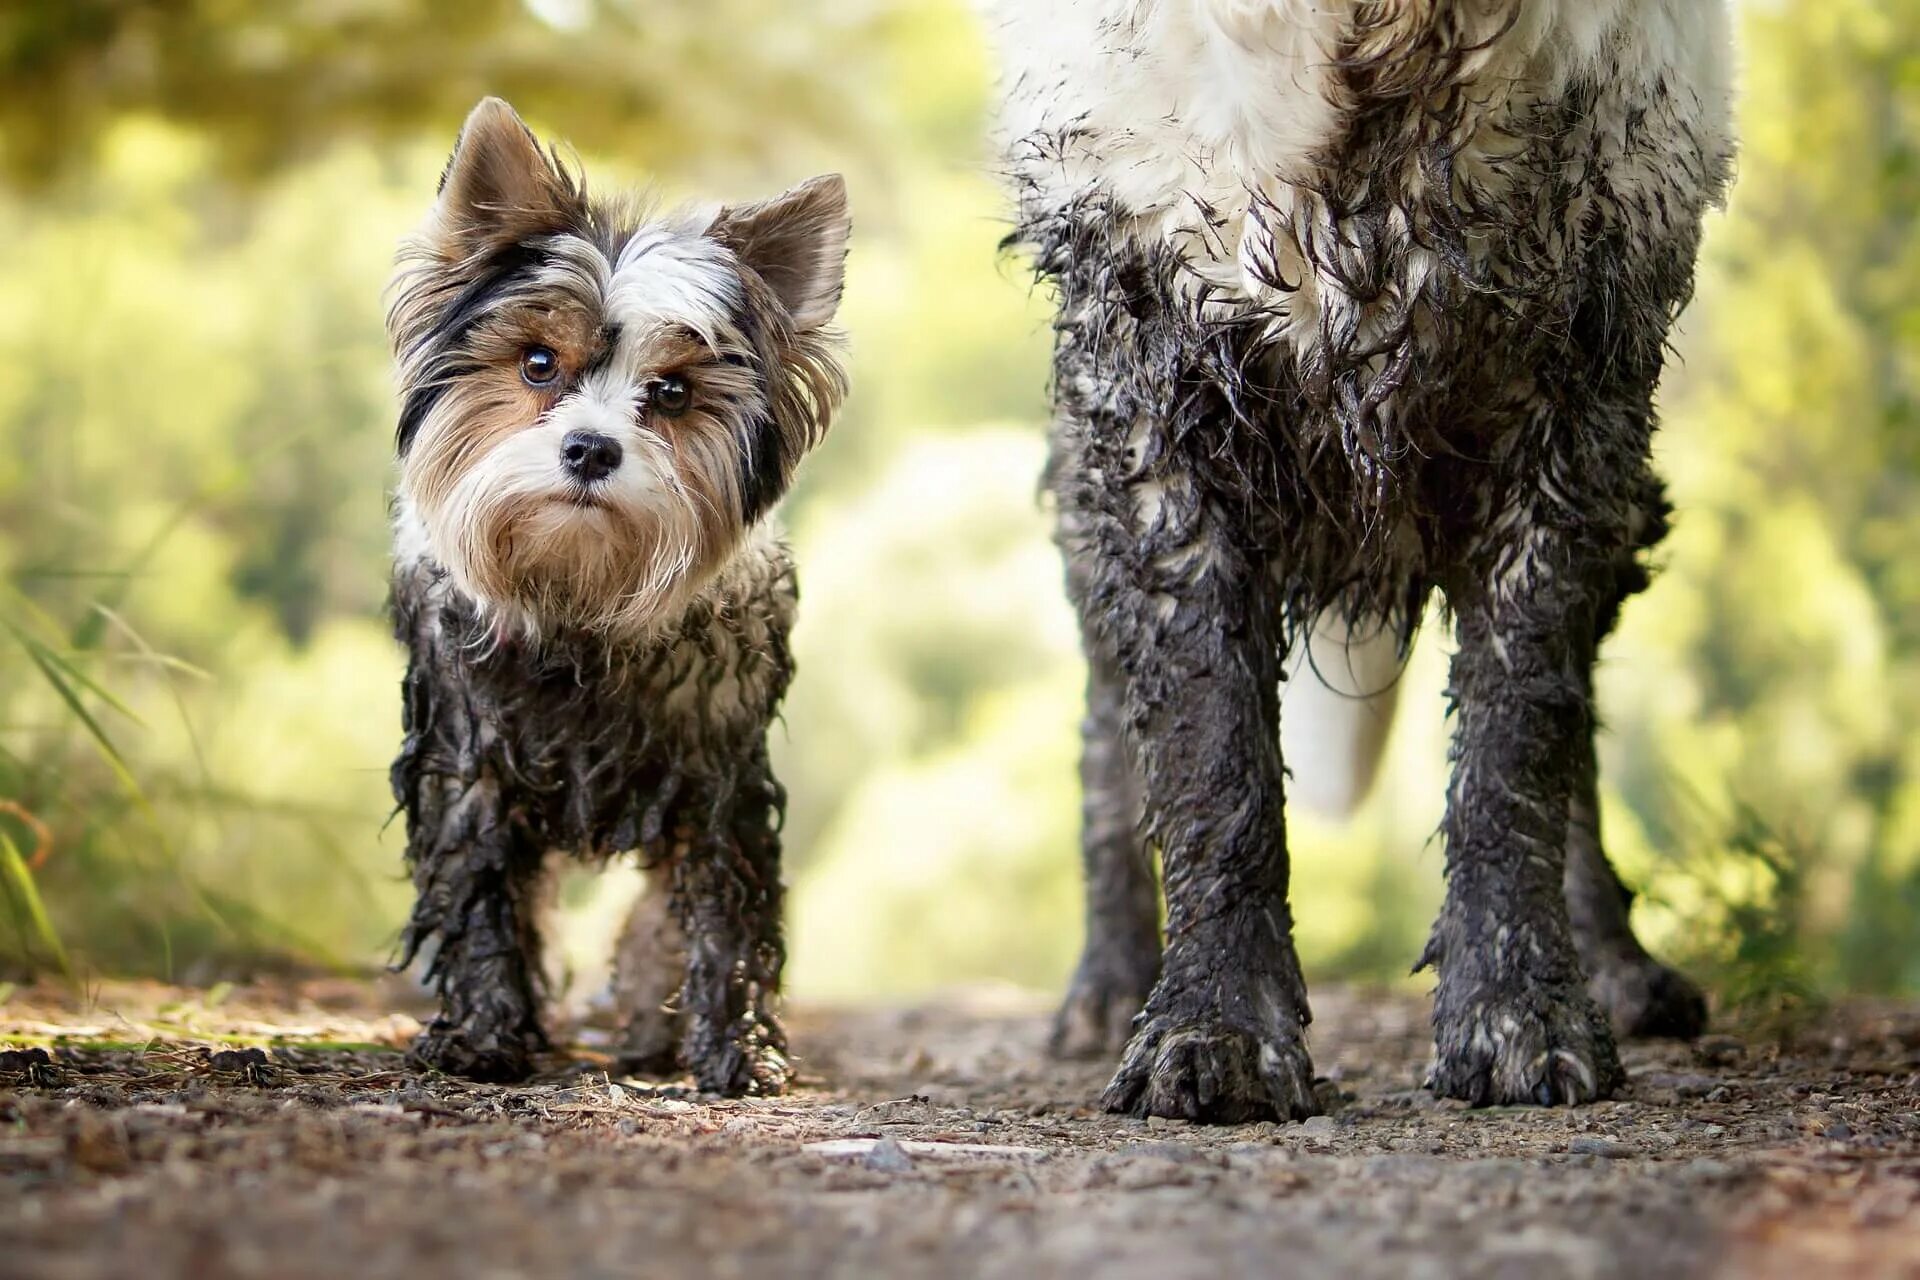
[0,0,1915,1009]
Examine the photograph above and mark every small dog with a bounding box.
[385,98,848,1093]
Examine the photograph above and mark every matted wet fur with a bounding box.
[993,1,1729,1120]
[385,98,848,1093]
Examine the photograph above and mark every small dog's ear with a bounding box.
[433,97,578,255]
[710,174,850,331]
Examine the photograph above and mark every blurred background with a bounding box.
[0,0,1914,1024]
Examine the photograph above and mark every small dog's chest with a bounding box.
[389,542,796,861]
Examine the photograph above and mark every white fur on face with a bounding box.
[399,218,771,639]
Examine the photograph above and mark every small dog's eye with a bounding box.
[521,346,560,386]
[651,375,692,418]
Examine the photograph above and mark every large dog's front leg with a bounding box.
[1426,519,1626,1106]
[1087,499,1315,1122]
[670,750,790,1097]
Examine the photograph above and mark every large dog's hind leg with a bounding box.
[1050,641,1160,1059]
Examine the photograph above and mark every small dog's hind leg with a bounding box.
[612,863,688,1076]
[671,748,790,1097]
[1051,642,1160,1059]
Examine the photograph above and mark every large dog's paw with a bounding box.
[1589,958,1708,1041]
[1049,962,1154,1060]
[1101,1012,1317,1123]
[407,1021,536,1083]
[1428,985,1624,1106]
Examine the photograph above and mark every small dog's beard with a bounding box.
[412,417,732,638]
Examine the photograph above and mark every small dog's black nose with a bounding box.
[560,430,622,483]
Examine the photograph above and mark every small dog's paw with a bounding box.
[613,1042,682,1080]
[614,1008,686,1079]
[1428,986,1624,1106]
[1049,964,1153,1060]
[1101,1014,1317,1123]
[1588,958,1708,1041]
[408,1023,535,1083]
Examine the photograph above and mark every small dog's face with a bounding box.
[389,98,848,636]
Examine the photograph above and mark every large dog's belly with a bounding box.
[995,0,1734,359]
[1009,0,1732,620]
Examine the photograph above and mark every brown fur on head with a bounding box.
[388,97,848,637]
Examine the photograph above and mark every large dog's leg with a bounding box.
[1051,635,1160,1059]
[1090,512,1315,1121]
[1426,510,1626,1106]
[671,749,790,1097]
[1565,714,1708,1039]
[398,770,550,1082]
[1562,482,1706,1039]
[612,863,688,1076]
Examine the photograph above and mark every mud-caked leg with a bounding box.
[671,753,790,1097]
[399,772,550,1082]
[1565,685,1708,1040]
[1051,644,1160,1059]
[612,863,688,1076]
[1091,529,1315,1121]
[1426,527,1625,1106]
[1561,496,1708,1040]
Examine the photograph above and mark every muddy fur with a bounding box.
[996,2,1731,1119]
[391,544,798,1093]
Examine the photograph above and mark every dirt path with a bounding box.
[3,981,1919,1279]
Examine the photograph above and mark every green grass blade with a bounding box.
[0,829,73,981]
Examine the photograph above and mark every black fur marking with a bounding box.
[395,241,549,453]
[736,412,792,528]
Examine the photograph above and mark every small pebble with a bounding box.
[861,1138,916,1174]
[1568,1137,1632,1159]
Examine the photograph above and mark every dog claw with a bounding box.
[1429,986,1624,1107]
[1102,1014,1317,1124]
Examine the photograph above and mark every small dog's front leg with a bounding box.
[670,758,790,1097]
[398,772,549,1082]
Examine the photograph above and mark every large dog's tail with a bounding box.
[1280,613,1404,818]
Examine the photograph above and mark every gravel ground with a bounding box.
[3,980,1919,1279]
